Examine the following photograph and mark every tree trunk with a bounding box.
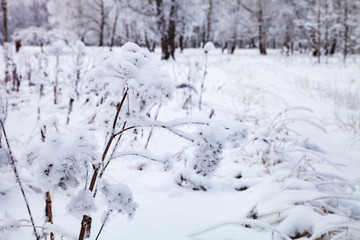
[156,0,170,60]
[329,37,337,55]
[205,0,213,42]
[343,0,349,62]
[110,7,119,47]
[1,0,8,44]
[257,0,267,55]
[316,0,321,63]
[99,0,105,46]
[168,0,176,59]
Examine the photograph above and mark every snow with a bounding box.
[0,45,359,239]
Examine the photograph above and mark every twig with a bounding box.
[0,121,39,240]
[95,211,111,240]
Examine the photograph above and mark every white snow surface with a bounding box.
[0,45,359,240]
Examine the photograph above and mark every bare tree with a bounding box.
[238,0,268,55]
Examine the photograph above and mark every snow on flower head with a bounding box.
[204,42,215,54]
[51,40,66,55]
[192,121,247,177]
[33,131,100,190]
[86,42,175,115]
[192,124,224,177]
[73,40,86,55]
[66,190,97,219]
[98,179,138,219]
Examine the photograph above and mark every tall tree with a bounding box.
[237,0,272,55]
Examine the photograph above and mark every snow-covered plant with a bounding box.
[98,179,137,219]
[75,42,175,240]
[0,95,9,168]
[0,95,40,239]
[66,190,97,219]
[176,120,247,190]
[71,40,87,98]
[228,107,360,239]
[204,41,216,54]
[88,42,174,125]
[50,40,66,104]
[194,121,247,176]
[199,42,215,110]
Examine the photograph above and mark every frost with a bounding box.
[66,190,97,219]
[98,179,138,219]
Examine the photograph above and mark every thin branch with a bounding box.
[95,211,110,240]
[0,121,39,240]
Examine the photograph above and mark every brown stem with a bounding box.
[45,191,54,240]
[78,215,92,240]
[66,98,74,125]
[78,89,128,240]
[145,102,162,149]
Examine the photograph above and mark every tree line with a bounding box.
[1,0,359,61]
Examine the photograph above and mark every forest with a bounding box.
[0,0,360,240]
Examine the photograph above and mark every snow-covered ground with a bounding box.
[0,45,359,240]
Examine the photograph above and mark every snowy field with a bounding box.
[0,44,360,240]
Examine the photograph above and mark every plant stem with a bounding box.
[199,53,208,110]
[145,102,162,149]
[95,211,110,240]
[0,121,39,240]
[45,191,54,240]
[78,89,128,240]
